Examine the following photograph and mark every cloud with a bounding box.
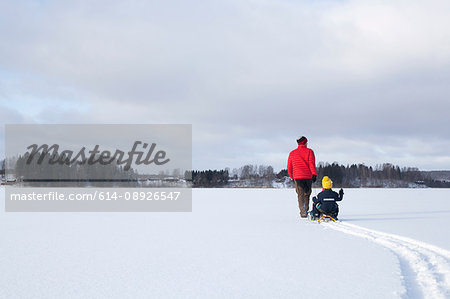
[0,104,27,158]
[0,0,449,170]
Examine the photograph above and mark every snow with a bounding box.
[336,188,450,250]
[0,187,449,298]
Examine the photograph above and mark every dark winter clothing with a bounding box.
[294,179,312,217]
[296,136,307,144]
[312,188,344,218]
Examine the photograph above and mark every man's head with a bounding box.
[296,136,308,145]
[322,176,333,189]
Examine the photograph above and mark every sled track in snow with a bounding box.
[323,222,450,299]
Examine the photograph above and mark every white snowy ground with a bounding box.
[1,188,449,299]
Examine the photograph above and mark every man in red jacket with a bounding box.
[287,136,317,218]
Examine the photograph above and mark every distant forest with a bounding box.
[2,153,138,187]
[2,159,450,188]
[186,163,450,188]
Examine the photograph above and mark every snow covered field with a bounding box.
[1,187,449,298]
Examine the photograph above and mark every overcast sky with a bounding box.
[1,0,450,171]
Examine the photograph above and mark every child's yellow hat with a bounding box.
[322,176,333,189]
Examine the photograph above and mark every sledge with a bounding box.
[318,215,337,223]
[308,212,337,222]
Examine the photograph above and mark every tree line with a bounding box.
[6,154,138,187]
[3,158,449,188]
[188,170,229,187]
[0,159,4,176]
[186,163,450,188]
[314,162,423,188]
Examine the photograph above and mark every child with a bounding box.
[310,176,344,220]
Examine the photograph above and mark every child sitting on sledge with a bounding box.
[310,176,344,220]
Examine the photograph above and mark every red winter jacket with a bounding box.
[287,144,317,179]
